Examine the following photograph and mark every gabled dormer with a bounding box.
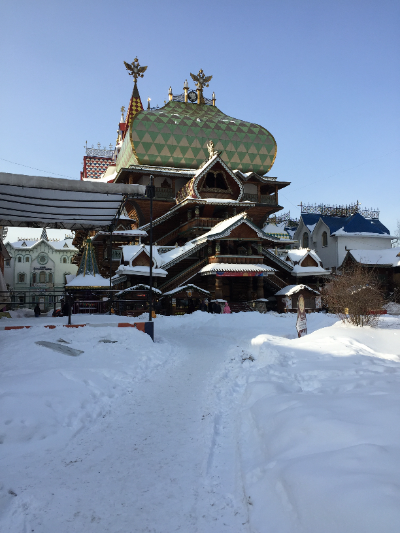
[176,154,244,203]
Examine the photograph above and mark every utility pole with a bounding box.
[146,175,155,323]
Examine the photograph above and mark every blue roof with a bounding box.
[332,213,389,235]
[301,214,320,230]
[302,212,390,236]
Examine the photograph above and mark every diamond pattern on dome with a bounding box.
[128,101,277,175]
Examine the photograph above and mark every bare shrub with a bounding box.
[322,265,386,327]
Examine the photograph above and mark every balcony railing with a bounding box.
[242,193,258,202]
[155,187,175,200]
[242,193,277,205]
[261,194,277,205]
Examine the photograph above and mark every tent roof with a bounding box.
[0,173,146,230]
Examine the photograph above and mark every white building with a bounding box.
[293,212,393,270]
[4,230,78,309]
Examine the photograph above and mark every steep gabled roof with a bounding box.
[121,244,164,268]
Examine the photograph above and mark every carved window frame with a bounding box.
[201,170,232,194]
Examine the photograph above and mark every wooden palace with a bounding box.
[73,59,300,310]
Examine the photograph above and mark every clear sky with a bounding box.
[1,0,399,243]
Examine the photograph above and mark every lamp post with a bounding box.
[146,175,155,323]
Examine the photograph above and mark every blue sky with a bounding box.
[1,0,399,242]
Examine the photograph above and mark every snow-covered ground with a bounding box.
[1,311,399,532]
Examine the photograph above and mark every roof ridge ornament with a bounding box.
[190,69,212,104]
[124,57,148,84]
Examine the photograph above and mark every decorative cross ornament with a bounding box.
[124,57,148,82]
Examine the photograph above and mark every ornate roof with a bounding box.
[117,101,277,175]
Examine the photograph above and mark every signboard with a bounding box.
[296,294,307,337]
[216,272,264,277]
[172,298,176,305]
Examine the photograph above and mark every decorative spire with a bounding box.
[77,238,101,277]
[40,228,48,241]
[123,57,147,131]
[190,69,213,104]
[120,106,125,123]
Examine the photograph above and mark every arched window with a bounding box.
[25,256,30,262]
[39,271,46,283]
[18,273,26,283]
[204,171,228,190]
[322,231,328,247]
[63,257,67,264]
[17,256,22,263]
[302,232,309,248]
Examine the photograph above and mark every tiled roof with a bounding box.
[126,101,277,174]
[84,156,113,180]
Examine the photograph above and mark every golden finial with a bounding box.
[124,57,148,83]
[190,69,212,104]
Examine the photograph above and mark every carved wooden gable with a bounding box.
[197,161,241,200]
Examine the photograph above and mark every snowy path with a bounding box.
[1,312,400,533]
[1,316,251,532]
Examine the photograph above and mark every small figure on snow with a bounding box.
[223,302,231,314]
[34,303,41,317]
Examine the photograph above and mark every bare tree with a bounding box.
[322,264,386,327]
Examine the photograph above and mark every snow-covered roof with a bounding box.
[349,248,400,267]
[292,265,331,276]
[94,229,147,237]
[275,284,320,296]
[116,284,162,296]
[199,263,275,274]
[160,241,197,266]
[262,222,291,240]
[286,249,321,264]
[121,245,165,268]
[302,212,391,238]
[66,273,110,288]
[163,284,210,296]
[8,238,77,252]
[116,265,168,278]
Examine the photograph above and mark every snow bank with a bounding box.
[1,311,399,532]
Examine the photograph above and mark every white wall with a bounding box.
[312,222,337,269]
[336,236,391,267]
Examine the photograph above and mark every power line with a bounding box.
[0,157,76,180]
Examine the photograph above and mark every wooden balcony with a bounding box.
[242,193,277,205]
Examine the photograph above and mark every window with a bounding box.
[63,257,67,263]
[17,256,22,263]
[302,232,309,248]
[25,256,30,262]
[204,171,228,190]
[32,273,37,283]
[5,259,10,267]
[39,271,46,283]
[322,231,328,247]
[18,273,26,283]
